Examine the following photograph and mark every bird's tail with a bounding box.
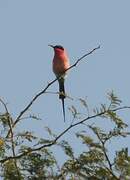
[58,78,66,122]
[58,78,65,99]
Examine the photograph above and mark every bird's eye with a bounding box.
[54,45,64,50]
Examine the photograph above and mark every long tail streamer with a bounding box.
[58,78,66,122]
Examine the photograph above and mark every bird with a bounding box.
[49,45,70,122]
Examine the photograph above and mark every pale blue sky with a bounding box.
[0,0,130,164]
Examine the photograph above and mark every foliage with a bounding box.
[0,91,130,179]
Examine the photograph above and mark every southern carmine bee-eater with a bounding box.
[49,45,70,122]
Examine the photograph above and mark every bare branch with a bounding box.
[6,45,100,138]
[67,45,100,71]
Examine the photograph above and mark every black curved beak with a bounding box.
[48,44,54,48]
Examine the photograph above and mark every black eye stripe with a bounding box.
[54,45,64,50]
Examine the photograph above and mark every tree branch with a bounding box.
[1,105,130,164]
[90,126,118,179]
[6,45,100,138]
[0,98,21,177]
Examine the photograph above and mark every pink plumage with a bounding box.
[49,45,70,122]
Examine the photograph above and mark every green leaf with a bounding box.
[78,98,88,108]
[114,148,130,177]
[17,131,37,142]
[76,132,102,149]
[35,138,54,146]
[68,105,78,118]
[59,140,74,158]
[106,110,128,128]
[44,126,56,138]
[107,91,122,109]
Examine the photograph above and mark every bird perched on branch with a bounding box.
[49,45,70,122]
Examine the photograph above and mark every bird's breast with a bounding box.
[53,55,70,76]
